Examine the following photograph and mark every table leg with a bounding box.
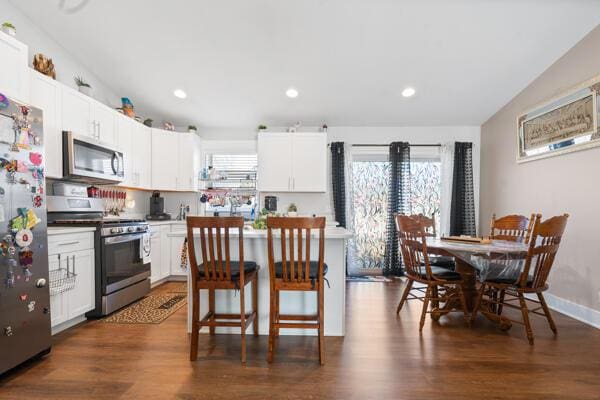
[455,258,476,311]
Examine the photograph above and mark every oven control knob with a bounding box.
[127,227,135,232]
[110,227,121,234]
[137,226,146,232]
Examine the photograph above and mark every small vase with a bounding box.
[78,86,92,96]
[2,27,16,37]
[287,211,298,217]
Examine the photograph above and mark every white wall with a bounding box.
[0,1,120,107]
[480,26,600,319]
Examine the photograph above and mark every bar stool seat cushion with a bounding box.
[413,266,461,281]
[198,261,258,280]
[274,261,328,279]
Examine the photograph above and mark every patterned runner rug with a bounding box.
[103,283,187,324]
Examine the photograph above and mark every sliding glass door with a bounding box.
[348,151,441,276]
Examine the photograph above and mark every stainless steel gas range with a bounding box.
[47,196,151,317]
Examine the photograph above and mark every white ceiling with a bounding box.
[10,0,600,128]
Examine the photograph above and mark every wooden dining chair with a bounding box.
[266,216,326,365]
[395,214,469,331]
[187,216,259,364]
[490,213,537,243]
[412,213,456,270]
[471,214,569,344]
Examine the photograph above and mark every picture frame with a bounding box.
[517,74,600,163]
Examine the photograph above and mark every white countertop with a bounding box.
[168,226,352,239]
[48,226,97,235]
[147,220,187,226]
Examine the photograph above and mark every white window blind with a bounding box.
[206,154,258,179]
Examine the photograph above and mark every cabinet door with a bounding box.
[160,226,172,279]
[66,249,95,319]
[48,254,68,327]
[150,231,161,284]
[132,124,152,189]
[291,133,327,192]
[0,32,29,102]
[257,132,293,192]
[94,103,117,145]
[177,133,199,191]
[61,86,94,137]
[116,114,134,186]
[29,70,62,178]
[151,129,179,191]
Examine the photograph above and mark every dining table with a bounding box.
[425,237,529,329]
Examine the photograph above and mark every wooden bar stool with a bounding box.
[187,216,259,364]
[266,216,326,365]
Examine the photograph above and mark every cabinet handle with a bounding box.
[293,177,295,190]
[66,255,70,275]
[58,241,80,246]
[288,177,291,191]
[72,255,76,275]
[97,121,101,140]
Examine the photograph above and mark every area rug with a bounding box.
[346,275,392,282]
[103,291,187,324]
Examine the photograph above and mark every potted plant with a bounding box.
[188,125,197,134]
[74,76,92,96]
[1,22,16,36]
[257,124,267,132]
[287,203,298,217]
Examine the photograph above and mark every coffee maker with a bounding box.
[146,191,171,220]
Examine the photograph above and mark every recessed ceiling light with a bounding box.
[402,87,416,98]
[173,89,187,99]
[286,88,299,98]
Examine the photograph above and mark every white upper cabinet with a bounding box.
[257,132,294,191]
[116,114,134,186]
[177,133,201,191]
[0,32,29,102]
[61,86,95,137]
[291,133,327,192]
[93,102,117,145]
[257,132,327,192]
[151,129,179,191]
[132,123,152,189]
[29,70,62,178]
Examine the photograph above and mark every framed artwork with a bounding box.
[517,75,600,163]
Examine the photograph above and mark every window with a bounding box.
[205,154,257,180]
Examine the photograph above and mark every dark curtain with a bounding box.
[384,142,411,276]
[450,142,476,236]
[330,142,346,228]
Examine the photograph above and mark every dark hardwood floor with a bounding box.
[1,280,599,399]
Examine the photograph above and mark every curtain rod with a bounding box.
[351,143,441,147]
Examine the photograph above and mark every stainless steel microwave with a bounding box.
[63,131,125,184]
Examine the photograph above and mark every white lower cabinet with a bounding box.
[48,230,95,333]
[149,224,172,284]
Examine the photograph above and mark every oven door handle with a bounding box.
[104,233,145,245]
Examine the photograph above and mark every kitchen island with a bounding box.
[168,226,352,336]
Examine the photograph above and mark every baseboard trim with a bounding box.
[52,315,87,335]
[539,293,600,329]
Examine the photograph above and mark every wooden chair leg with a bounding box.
[274,290,280,337]
[267,287,275,363]
[537,292,557,335]
[419,285,432,332]
[396,279,413,314]
[190,286,200,361]
[497,289,506,315]
[318,286,325,365]
[239,286,247,364]
[470,283,485,325]
[252,276,259,337]
[518,293,534,345]
[208,288,216,336]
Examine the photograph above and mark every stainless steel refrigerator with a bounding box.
[0,93,51,375]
